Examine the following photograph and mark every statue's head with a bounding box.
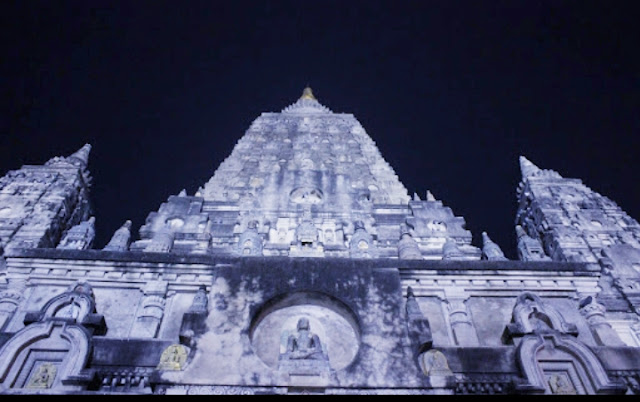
[297,317,310,331]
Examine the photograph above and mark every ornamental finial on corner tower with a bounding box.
[300,86,317,100]
[519,156,541,179]
[518,155,562,181]
[67,144,92,167]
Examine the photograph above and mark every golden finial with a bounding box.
[300,86,316,100]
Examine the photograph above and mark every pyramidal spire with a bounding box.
[67,144,92,167]
[519,156,541,179]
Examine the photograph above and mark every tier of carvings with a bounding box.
[454,374,514,395]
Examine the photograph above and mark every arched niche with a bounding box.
[0,322,91,391]
[249,291,361,371]
[0,282,102,392]
[516,333,624,394]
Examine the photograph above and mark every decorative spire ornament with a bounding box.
[103,220,133,252]
[67,144,92,167]
[442,237,464,260]
[57,217,96,250]
[519,155,545,179]
[481,231,508,261]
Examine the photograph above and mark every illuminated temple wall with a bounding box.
[0,89,639,395]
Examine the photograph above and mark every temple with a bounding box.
[0,88,639,395]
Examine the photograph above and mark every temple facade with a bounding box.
[0,88,639,394]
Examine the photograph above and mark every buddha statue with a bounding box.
[284,318,325,360]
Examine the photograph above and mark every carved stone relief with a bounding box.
[515,333,624,394]
[0,281,103,392]
[157,344,189,371]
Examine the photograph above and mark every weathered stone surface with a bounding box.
[0,144,92,254]
[127,89,479,260]
[0,90,639,394]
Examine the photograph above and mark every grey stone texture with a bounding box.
[0,89,639,394]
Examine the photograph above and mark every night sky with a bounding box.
[1,1,639,258]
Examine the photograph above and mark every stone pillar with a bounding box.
[0,278,26,331]
[444,288,479,346]
[130,281,168,338]
[579,296,626,346]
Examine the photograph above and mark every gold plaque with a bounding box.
[548,373,577,394]
[26,362,57,389]
[157,344,188,371]
[420,350,452,376]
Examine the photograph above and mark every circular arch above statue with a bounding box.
[249,291,361,371]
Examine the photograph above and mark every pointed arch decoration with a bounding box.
[515,333,625,394]
[0,321,91,390]
[0,281,105,392]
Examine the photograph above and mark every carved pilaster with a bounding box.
[579,296,626,346]
[130,281,168,338]
[0,278,26,331]
[444,289,479,346]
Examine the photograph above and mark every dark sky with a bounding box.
[1,1,639,258]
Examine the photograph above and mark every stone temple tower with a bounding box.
[0,89,639,395]
[131,88,479,260]
[516,156,640,263]
[516,156,640,339]
[0,144,93,253]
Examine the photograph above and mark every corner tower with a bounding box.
[0,145,93,253]
[515,156,640,262]
[515,156,640,313]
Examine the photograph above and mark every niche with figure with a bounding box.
[249,292,360,372]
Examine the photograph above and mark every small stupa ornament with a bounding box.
[300,86,317,100]
[282,86,331,114]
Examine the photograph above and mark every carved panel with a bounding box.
[157,344,189,371]
[515,333,624,394]
[25,361,59,389]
